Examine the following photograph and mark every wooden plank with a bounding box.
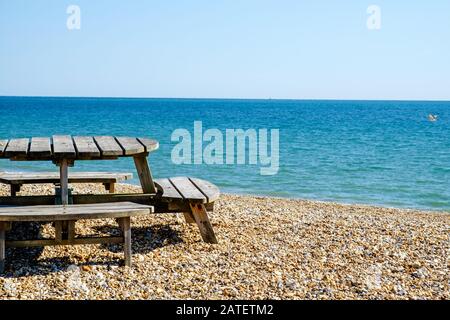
[4,138,29,157]
[169,177,206,202]
[120,217,132,267]
[0,195,55,206]
[52,135,76,158]
[137,138,159,153]
[189,178,220,203]
[6,237,124,248]
[0,201,152,213]
[29,137,52,158]
[67,221,76,241]
[189,203,218,244]
[73,194,154,206]
[155,178,183,200]
[67,172,132,181]
[0,194,214,212]
[133,155,157,193]
[116,137,145,155]
[0,139,9,157]
[0,202,153,221]
[0,172,132,185]
[94,136,124,156]
[73,136,101,158]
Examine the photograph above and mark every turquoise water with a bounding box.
[0,97,448,211]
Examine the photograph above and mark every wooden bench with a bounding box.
[0,171,133,196]
[0,202,153,273]
[43,177,221,244]
[154,177,220,244]
[0,176,220,271]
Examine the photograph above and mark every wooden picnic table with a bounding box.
[0,136,220,271]
[0,136,159,241]
[0,135,159,204]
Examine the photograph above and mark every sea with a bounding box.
[0,96,448,211]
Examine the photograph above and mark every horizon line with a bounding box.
[0,94,449,103]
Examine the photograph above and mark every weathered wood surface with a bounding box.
[29,137,52,158]
[6,236,124,248]
[137,138,159,153]
[0,136,158,160]
[59,159,70,205]
[133,155,157,193]
[4,138,29,157]
[155,178,184,200]
[189,178,221,203]
[0,193,215,212]
[0,172,132,184]
[120,217,132,267]
[53,135,76,159]
[1,205,147,270]
[116,137,145,155]
[183,212,196,224]
[73,136,100,158]
[94,136,124,157]
[0,140,8,156]
[170,177,206,202]
[189,203,218,244]
[155,177,220,204]
[0,202,153,221]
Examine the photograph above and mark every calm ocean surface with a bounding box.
[0,97,448,211]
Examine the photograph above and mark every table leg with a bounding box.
[0,227,5,273]
[57,159,75,240]
[59,159,69,205]
[133,155,157,194]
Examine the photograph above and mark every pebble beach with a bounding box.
[0,183,448,300]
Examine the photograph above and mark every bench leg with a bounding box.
[55,221,63,243]
[183,212,196,224]
[10,184,21,197]
[0,224,7,273]
[109,182,115,194]
[116,218,123,231]
[103,182,116,193]
[119,217,132,267]
[67,221,76,241]
[189,203,218,244]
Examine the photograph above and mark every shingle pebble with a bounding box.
[0,183,448,300]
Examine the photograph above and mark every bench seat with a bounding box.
[155,177,220,204]
[0,202,153,273]
[0,171,132,195]
[154,177,220,244]
[0,202,151,221]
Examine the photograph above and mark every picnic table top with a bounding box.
[0,136,159,161]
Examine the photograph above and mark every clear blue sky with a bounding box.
[1,0,449,100]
